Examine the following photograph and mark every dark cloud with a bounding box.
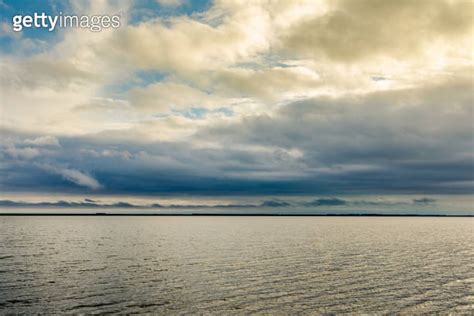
[0,76,472,196]
[0,199,296,209]
[0,200,112,208]
[260,199,291,207]
[305,198,347,207]
[196,76,473,195]
[0,199,256,209]
[0,197,441,210]
[413,198,436,204]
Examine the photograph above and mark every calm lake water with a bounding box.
[0,216,473,314]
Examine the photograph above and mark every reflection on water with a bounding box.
[0,216,473,314]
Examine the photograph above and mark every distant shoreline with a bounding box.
[0,213,472,217]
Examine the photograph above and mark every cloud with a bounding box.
[0,0,472,204]
[0,73,472,196]
[103,1,273,75]
[0,22,21,39]
[305,198,347,206]
[1,0,471,137]
[38,164,102,190]
[3,144,40,159]
[1,57,96,91]
[0,196,448,211]
[260,199,291,207]
[128,81,228,112]
[54,168,102,190]
[156,0,185,8]
[0,199,144,209]
[24,136,60,147]
[281,0,473,63]
[208,65,321,101]
[192,75,472,194]
[0,199,271,209]
[413,198,436,205]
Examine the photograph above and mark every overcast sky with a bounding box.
[0,0,472,213]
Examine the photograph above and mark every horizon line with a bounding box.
[0,213,472,217]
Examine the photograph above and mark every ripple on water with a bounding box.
[0,216,472,314]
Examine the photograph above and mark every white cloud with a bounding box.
[1,0,472,137]
[103,2,273,74]
[38,164,103,190]
[3,144,40,159]
[0,22,21,39]
[157,0,185,8]
[281,0,473,63]
[24,136,60,147]
[128,81,230,112]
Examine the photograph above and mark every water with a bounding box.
[0,216,473,314]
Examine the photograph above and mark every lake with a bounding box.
[0,216,472,314]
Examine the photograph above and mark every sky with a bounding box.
[0,0,473,214]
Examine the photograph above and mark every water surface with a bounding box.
[0,216,473,314]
